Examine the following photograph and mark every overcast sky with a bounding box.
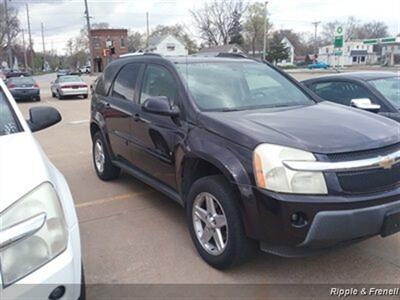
[10,0,400,54]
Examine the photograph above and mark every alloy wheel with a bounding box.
[192,192,228,256]
[94,139,105,174]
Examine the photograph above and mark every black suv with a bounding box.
[90,54,400,269]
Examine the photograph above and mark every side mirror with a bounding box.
[27,107,61,132]
[142,96,180,117]
[350,98,381,113]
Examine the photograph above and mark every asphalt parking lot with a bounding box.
[16,70,400,287]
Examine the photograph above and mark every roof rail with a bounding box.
[216,52,248,59]
[143,53,162,57]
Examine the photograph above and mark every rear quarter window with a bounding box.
[0,88,21,136]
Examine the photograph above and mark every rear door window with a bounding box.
[0,88,21,136]
[111,63,142,101]
[310,81,371,106]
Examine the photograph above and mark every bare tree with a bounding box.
[191,0,246,46]
[243,2,266,55]
[0,5,20,49]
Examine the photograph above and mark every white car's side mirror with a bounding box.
[351,98,381,113]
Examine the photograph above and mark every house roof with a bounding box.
[148,35,185,47]
[198,44,246,54]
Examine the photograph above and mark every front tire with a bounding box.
[186,175,254,269]
[92,131,120,180]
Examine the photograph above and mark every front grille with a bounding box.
[328,143,400,162]
[337,163,400,194]
[327,143,400,194]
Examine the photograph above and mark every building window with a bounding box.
[361,56,365,62]
[166,43,175,51]
[93,37,100,49]
[120,37,125,48]
[352,56,357,62]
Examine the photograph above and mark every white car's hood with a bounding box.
[0,132,52,212]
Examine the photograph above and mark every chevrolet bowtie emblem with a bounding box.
[379,156,396,169]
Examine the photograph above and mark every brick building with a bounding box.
[90,29,128,72]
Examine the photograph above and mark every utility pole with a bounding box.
[312,21,321,61]
[146,12,150,47]
[26,3,33,70]
[84,0,94,74]
[4,0,13,68]
[262,1,268,61]
[22,29,28,70]
[41,22,46,71]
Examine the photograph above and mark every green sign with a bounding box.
[335,26,344,36]
[381,37,396,43]
[334,36,343,48]
[334,50,343,56]
[363,39,378,45]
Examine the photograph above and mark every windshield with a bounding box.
[176,61,314,111]
[59,76,83,83]
[368,76,400,107]
[0,88,21,136]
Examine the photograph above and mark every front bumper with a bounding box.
[242,186,400,256]
[0,224,82,299]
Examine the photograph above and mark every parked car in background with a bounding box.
[56,69,70,77]
[4,70,31,79]
[90,54,400,269]
[0,79,85,299]
[51,75,89,99]
[79,66,91,74]
[307,61,330,69]
[6,76,40,102]
[303,72,400,122]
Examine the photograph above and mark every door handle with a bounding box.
[133,113,141,122]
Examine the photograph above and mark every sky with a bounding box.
[9,0,400,54]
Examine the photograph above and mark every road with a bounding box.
[16,71,400,290]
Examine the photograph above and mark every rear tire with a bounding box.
[83,94,88,99]
[92,131,120,180]
[186,175,255,269]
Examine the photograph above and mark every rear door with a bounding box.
[101,63,143,162]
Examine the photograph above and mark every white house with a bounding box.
[277,37,295,66]
[318,40,378,66]
[145,35,188,56]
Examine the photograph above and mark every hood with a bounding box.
[0,132,52,213]
[199,102,400,154]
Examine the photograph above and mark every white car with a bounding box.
[79,66,91,74]
[50,75,89,100]
[0,80,84,299]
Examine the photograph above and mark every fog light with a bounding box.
[48,285,65,300]
[290,212,308,228]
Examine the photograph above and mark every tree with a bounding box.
[228,10,244,44]
[150,24,198,53]
[190,0,246,46]
[127,30,145,52]
[265,32,289,63]
[321,16,360,44]
[275,29,311,56]
[0,4,20,55]
[243,2,266,55]
[356,21,389,39]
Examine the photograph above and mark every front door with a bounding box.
[129,63,183,188]
[102,63,143,162]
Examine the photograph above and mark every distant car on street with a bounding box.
[0,79,85,299]
[307,61,330,69]
[56,69,70,77]
[302,72,400,122]
[4,69,31,78]
[79,65,91,74]
[6,76,40,102]
[51,75,89,99]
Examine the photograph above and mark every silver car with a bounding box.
[50,75,89,99]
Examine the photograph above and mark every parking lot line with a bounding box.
[75,190,154,209]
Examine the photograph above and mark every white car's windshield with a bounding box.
[369,76,400,108]
[0,87,21,136]
[176,61,314,111]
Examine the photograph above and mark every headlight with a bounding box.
[0,182,68,287]
[253,143,327,194]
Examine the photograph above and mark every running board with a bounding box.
[113,160,184,206]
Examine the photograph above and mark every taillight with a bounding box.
[79,84,88,88]
[34,83,39,88]
[62,85,72,89]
